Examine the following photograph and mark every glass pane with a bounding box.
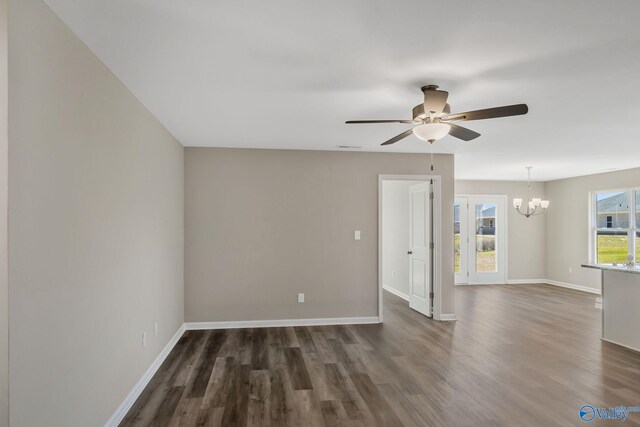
[636,190,640,228]
[596,231,628,264]
[476,203,496,273]
[454,204,460,273]
[596,191,629,229]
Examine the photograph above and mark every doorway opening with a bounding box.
[378,175,442,322]
[454,195,507,284]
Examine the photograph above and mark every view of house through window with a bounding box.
[592,189,639,264]
[476,203,497,272]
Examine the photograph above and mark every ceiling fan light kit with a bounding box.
[413,122,451,143]
[513,167,549,218]
[346,84,529,146]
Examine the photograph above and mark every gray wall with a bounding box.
[8,0,184,425]
[382,180,422,298]
[455,180,547,281]
[545,167,640,292]
[0,0,8,423]
[185,148,455,322]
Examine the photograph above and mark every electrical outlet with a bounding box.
[354,230,361,240]
[154,321,158,336]
[568,267,573,274]
[298,293,305,303]
[142,332,147,349]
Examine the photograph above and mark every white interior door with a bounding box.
[454,197,468,284]
[408,182,431,316]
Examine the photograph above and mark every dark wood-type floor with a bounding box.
[121,285,640,426]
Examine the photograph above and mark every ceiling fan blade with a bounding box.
[445,104,528,122]
[381,128,414,146]
[346,120,414,124]
[448,124,481,141]
[423,89,449,116]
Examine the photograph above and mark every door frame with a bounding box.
[454,196,469,284]
[378,174,443,322]
[455,194,509,285]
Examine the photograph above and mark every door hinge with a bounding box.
[429,292,434,299]
[430,192,434,200]
[429,242,435,250]
[467,272,470,277]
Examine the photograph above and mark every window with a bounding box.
[591,189,639,264]
[475,203,497,272]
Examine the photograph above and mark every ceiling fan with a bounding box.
[346,85,528,145]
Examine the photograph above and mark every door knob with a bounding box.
[407,251,413,255]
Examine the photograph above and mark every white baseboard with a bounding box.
[105,324,186,427]
[455,282,506,286]
[438,313,456,321]
[507,279,547,285]
[601,337,640,354]
[502,278,601,295]
[543,279,601,295]
[382,284,409,301]
[185,316,381,330]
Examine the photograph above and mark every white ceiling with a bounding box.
[43,0,640,181]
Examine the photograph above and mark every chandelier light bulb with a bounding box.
[513,198,522,209]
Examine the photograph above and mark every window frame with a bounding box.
[590,187,640,264]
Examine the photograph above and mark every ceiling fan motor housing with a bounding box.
[413,103,450,121]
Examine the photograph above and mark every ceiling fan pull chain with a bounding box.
[430,145,434,172]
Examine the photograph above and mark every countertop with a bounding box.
[582,263,640,275]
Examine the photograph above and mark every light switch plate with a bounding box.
[298,293,304,303]
[354,230,361,240]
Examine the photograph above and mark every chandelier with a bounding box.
[513,167,549,218]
